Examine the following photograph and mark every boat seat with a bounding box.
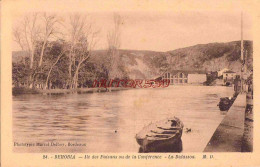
[150,130,178,134]
[147,134,173,138]
[157,126,180,130]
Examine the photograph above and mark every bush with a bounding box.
[12,87,40,95]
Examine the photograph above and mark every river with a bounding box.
[13,86,234,152]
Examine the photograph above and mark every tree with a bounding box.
[38,13,60,67]
[13,13,41,88]
[67,14,99,89]
[44,40,67,89]
[13,13,61,88]
[13,28,26,65]
[13,13,100,90]
[107,13,124,80]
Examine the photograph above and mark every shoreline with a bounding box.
[12,87,130,95]
[12,84,229,95]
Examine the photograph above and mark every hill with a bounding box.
[166,40,252,73]
[12,40,253,79]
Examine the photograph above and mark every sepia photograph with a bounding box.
[11,10,254,154]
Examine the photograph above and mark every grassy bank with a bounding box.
[12,87,129,95]
[13,87,40,95]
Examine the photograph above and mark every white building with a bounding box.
[162,70,207,85]
[217,68,230,77]
[223,70,236,80]
[223,70,236,85]
[188,74,207,84]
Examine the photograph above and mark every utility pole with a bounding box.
[240,12,244,93]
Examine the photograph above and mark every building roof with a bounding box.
[164,70,206,75]
[155,76,162,81]
[223,70,236,73]
[218,68,229,72]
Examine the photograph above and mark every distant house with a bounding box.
[223,70,236,85]
[217,68,230,77]
[162,70,206,85]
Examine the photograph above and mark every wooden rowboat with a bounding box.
[136,117,184,152]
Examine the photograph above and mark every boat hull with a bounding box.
[143,131,182,152]
[218,96,236,111]
[136,117,184,152]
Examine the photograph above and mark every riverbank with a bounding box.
[12,87,130,95]
[204,93,247,152]
[13,84,212,95]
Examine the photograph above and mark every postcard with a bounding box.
[1,0,260,166]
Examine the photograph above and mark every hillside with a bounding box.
[166,40,253,73]
[12,40,253,79]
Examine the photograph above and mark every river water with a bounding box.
[13,86,234,152]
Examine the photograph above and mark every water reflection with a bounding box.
[139,139,183,153]
[219,110,228,115]
[13,86,234,152]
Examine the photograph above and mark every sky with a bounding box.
[13,11,253,52]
